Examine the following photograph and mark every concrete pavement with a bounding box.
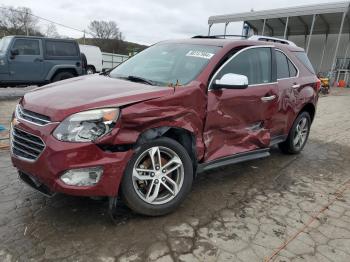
[0,89,350,261]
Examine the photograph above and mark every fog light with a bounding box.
[60,167,103,186]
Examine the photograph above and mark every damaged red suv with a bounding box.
[10,36,319,216]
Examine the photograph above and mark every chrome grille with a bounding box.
[16,105,51,126]
[11,127,45,161]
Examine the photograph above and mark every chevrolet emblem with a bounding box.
[12,117,20,126]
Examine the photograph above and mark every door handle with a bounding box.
[261,95,276,102]
[34,58,43,62]
[292,84,300,89]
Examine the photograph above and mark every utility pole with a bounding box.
[25,9,29,36]
[83,30,86,44]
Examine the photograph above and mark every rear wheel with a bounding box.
[52,71,75,82]
[121,137,193,216]
[86,66,95,74]
[279,111,311,154]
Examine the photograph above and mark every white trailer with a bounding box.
[79,44,103,74]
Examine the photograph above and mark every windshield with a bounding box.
[109,43,220,86]
[0,37,12,53]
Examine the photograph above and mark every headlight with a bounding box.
[53,108,120,142]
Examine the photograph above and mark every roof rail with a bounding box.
[192,35,248,39]
[249,35,297,46]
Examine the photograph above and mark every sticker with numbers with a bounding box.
[186,50,214,59]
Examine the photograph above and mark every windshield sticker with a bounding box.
[186,50,214,59]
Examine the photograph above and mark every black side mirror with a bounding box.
[10,49,19,59]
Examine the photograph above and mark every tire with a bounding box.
[86,66,95,75]
[120,137,193,216]
[51,71,75,82]
[279,111,311,154]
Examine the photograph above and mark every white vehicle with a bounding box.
[79,44,103,74]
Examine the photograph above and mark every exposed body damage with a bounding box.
[203,84,276,161]
[111,83,207,161]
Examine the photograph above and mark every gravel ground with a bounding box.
[0,86,37,101]
[0,89,350,261]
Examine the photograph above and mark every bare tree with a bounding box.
[16,7,38,35]
[0,6,40,36]
[44,23,60,38]
[0,7,21,34]
[88,20,122,39]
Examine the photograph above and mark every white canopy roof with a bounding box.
[208,1,350,36]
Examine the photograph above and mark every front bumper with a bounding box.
[11,121,133,197]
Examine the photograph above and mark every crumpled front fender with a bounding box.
[99,82,207,161]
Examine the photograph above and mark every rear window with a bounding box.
[45,41,78,57]
[276,51,290,79]
[276,50,298,79]
[294,52,315,74]
[288,60,298,77]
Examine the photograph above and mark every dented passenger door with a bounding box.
[203,46,278,162]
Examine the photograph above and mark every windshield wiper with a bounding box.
[124,75,156,86]
[100,68,113,76]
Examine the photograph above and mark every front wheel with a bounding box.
[120,137,193,216]
[279,111,311,154]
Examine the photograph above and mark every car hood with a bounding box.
[22,75,173,122]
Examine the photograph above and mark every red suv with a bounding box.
[10,36,319,216]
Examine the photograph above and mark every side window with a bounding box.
[215,47,272,85]
[276,50,298,79]
[288,60,297,77]
[12,39,40,55]
[45,41,78,57]
[276,51,289,79]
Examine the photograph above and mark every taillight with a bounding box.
[316,79,321,91]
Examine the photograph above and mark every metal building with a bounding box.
[208,1,350,84]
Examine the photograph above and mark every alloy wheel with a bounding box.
[132,146,184,205]
[293,117,309,150]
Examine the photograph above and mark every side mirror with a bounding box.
[10,49,19,59]
[212,73,249,90]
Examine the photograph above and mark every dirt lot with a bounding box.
[1,89,350,262]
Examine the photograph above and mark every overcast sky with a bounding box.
[0,0,344,45]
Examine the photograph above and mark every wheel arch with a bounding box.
[136,127,198,175]
[284,102,316,141]
[299,103,316,123]
[46,65,79,81]
[87,65,96,72]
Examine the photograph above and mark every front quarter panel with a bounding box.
[103,82,207,161]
